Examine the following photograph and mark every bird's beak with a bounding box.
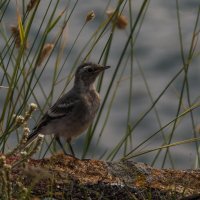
[104,65,111,70]
[97,65,110,72]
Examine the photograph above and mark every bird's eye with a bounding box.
[87,68,93,73]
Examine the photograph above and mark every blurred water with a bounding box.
[1,0,200,169]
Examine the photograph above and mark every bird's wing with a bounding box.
[48,98,80,118]
[28,95,81,140]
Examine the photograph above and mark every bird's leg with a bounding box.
[66,138,75,157]
[55,136,69,155]
[42,137,55,158]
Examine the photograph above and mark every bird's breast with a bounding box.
[84,90,100,116]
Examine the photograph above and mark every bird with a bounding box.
[26,62,110,156]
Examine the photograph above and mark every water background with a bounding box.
[1,0,200,169]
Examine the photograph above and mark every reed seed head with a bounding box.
[10,26,21,48]
[106,9,128,29]
[24,127,30,134]
[15,115,25,125]
[37,43,54,66]
[3,164,11,172]
[27,0,39,12]
[10,25,28,49]
[0,155,6,167]
[85,10,95,23]
[20,151,28,157]
[30,103,37,111]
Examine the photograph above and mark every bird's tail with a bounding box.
[27,129,39,142]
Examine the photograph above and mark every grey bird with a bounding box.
[27,62,110,156]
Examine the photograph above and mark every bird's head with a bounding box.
[74,62,110,90]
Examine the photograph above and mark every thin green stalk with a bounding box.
[93,0,149,160]
[123,137,200,160]
[107,66,184,160]
[136,58,175,168]
[0,0,10,22]
[162,2,200,168]
[124,0,134,156]
[7,1,60,127]
[123,102,200,159]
